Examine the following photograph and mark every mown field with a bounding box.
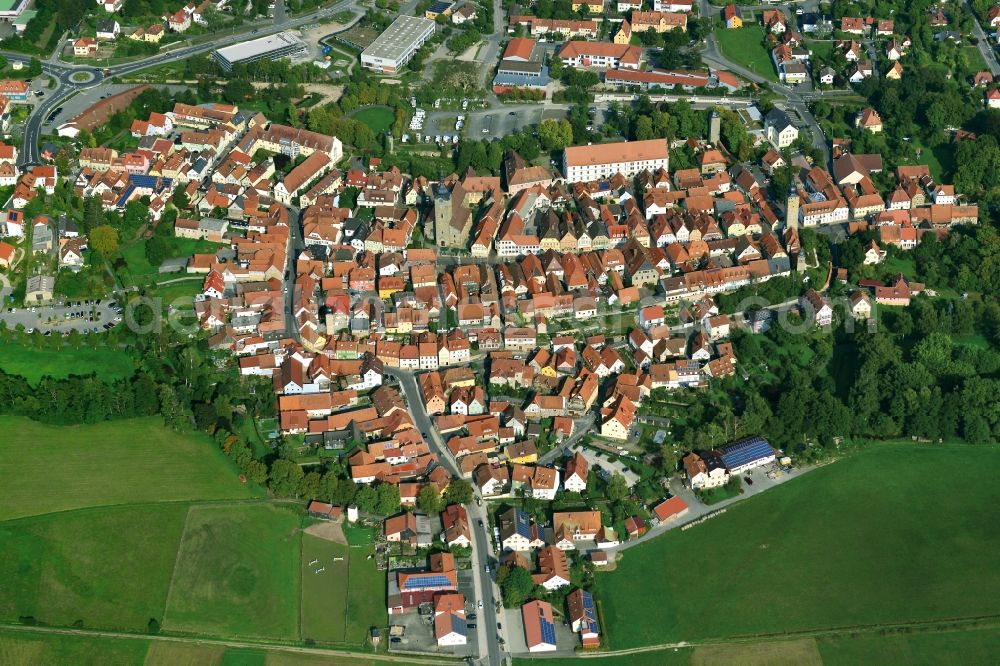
[715,25,778,82]
[0,628,424,666]
[0,343,136,386]
[344,545,387,643]
[0,416,252,520]
[0,498,384,645]
[594,444,1000,648]
[514,627,1000,666]
[163,504,302,640]
[300,535,350,643]
[0,503,189,631]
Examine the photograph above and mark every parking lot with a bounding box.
[0,298,123,335]
[563,443,641,488]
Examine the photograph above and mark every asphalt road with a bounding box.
[964,0,1000,76]
[10,0,358,166]
[386,368,506,666]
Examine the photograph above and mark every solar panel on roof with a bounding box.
[515,510,531,539]
[540,619,556,644]
[403,574,452,589]
[428,0,451,11]
[720,436,774,469]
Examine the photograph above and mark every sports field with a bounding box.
[0,343,135,385]
[163,504,302,640]
[0,503,189,631]
[351,106,394,134]
[595,444,1000,648]
[0,416,252,520]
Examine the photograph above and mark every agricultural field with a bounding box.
[0,343,136,386]
[0,628,433,666]
[0,629,149,666]
[594,444,1000,648]
[0,416,252,520]
[817,626,1000,665]
[0,503,189,631]
[163,504,302,640]
[513,628,1000,666]
[715,26,778,82]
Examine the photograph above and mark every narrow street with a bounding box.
[386,368,506,666]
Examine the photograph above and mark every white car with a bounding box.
[478,599,483,609]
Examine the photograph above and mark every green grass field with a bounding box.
[963,46,988,72]
[119,237,220,284]
[0,629,150,666]
[351,106,394,134]
[715,26,778,82]
[343,524,375,546]
[344,545,387,643]
[0,416,252,520]
[163,504,302,640]
[817,626,1000,665]
[300,536,349,643]
[595,444,1000,648]
[153,279,204,309]
[0,343,136,385]
[0,628,415,666]
[0,503,189,631]
[516,627,1000,665]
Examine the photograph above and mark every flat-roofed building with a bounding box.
[361,15,436,74]
[212,32,308,71]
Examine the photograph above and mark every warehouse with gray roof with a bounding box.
[360,15,436,74]
[212,32,308,71]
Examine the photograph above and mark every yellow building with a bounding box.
[425,0,455,19]
[571,0,605,13]
[613,20,632,45]
[631,11,687,33]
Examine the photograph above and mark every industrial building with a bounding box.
[212,32,308,72]
[360,15,436,74]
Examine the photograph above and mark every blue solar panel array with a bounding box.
[428,0,452,11]
[720,435,774,470]
[514,510,532,539]
[451,614,467,636]
[402,574,452,590]
[539,617,557,645]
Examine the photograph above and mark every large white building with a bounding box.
[361,15,436,73]
[562,139,669,182]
